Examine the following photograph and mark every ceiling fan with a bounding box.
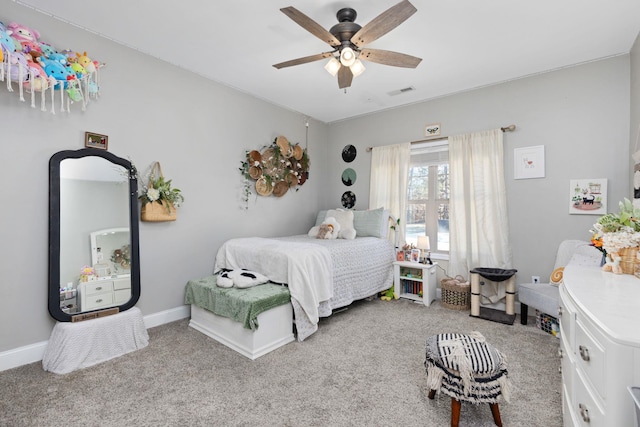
[273,0,422,89]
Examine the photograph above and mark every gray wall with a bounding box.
[0,2,329,354]
[0,1,635,361]
[325,56,631,286]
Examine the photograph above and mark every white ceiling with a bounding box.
[15,0,640,123]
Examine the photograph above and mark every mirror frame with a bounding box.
[48,148,141,322]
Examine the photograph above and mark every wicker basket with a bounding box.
[441,276,471,311]
[141,200,176,222]
[618,246,639,275]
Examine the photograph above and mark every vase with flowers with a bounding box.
[592,198,640,274]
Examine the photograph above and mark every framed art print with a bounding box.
[85,132,108,150]
[514,145,545,179]
[569,178,607,215]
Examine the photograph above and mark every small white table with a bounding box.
[42,307,148,374]
[393,261,438,306]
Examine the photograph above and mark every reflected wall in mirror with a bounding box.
[49,148,140,322]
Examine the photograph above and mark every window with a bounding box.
[405,140,449,254]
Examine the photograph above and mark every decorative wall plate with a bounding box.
[341,168,356,186]
[341,191,356,208]
[255,178,274,196]
[342,145,357,163]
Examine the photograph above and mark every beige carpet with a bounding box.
[0,298,562,426]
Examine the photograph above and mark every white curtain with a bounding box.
[370,142,411,246]
[448,129,513,278]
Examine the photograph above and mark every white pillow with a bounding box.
[326,209,356,239]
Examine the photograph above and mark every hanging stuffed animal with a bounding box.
[6,22,41,45]
[40,57,72,88]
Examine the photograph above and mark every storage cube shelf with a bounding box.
[393,261,437,306]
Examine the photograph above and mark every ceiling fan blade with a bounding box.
[350,0,417,48]
[280,7,341,47]
[273,52,334,69]
[359,48,422,68]
[337,66,353,89]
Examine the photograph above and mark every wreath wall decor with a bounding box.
[240,136,310,206]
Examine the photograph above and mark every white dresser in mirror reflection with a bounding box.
[78,275,131,311]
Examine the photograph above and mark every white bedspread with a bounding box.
[214,235,395,341]
[214,237,333,324]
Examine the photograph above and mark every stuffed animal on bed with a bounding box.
[308,216,341,239]
[215,268,269,288]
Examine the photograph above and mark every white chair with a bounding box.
[518,240,602,325]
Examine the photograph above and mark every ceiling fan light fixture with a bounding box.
[340,47,356,67]
[324,57,341,76]
[350,59,365,77]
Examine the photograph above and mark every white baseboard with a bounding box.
[142,305,191,329]
[0,341,49,372]
[0,305,191,372]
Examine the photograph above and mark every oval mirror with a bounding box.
[49,148,140,322]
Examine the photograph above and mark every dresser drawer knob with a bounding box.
[96,286,102,291]
[558,306,563,317]
[558,348,563,358]
[579,345,590,361]
[579,403,590,422]
[96,299,103,303]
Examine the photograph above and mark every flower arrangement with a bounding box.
[79,265,95,282]
[589,233,606,257]
[592,198,640,252]
[139,173,184,211]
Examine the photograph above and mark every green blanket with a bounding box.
[184,276,291,330]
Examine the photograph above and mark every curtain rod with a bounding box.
[366,124,516,152]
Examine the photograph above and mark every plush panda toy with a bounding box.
[308,216,341,239]
[216,268,269,288]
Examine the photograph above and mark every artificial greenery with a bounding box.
[139,173,184,210]
[595,198,640,233]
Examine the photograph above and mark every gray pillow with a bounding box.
[315,210,327,226]
[353,208,386,238]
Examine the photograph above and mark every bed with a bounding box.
[211,208,396,341]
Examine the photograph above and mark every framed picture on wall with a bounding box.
[569,178,607,215]
[514,145,545,179]
[85,132,108,150]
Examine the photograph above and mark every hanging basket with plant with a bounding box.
[139,161,184,222]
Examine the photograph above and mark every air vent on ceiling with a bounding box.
[388,86,416,96]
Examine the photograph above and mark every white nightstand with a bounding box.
[393,261,438,306]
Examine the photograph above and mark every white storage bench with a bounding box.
[185,276,294,360]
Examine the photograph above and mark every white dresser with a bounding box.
[78,275,131,312]
[560,265,640,426]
